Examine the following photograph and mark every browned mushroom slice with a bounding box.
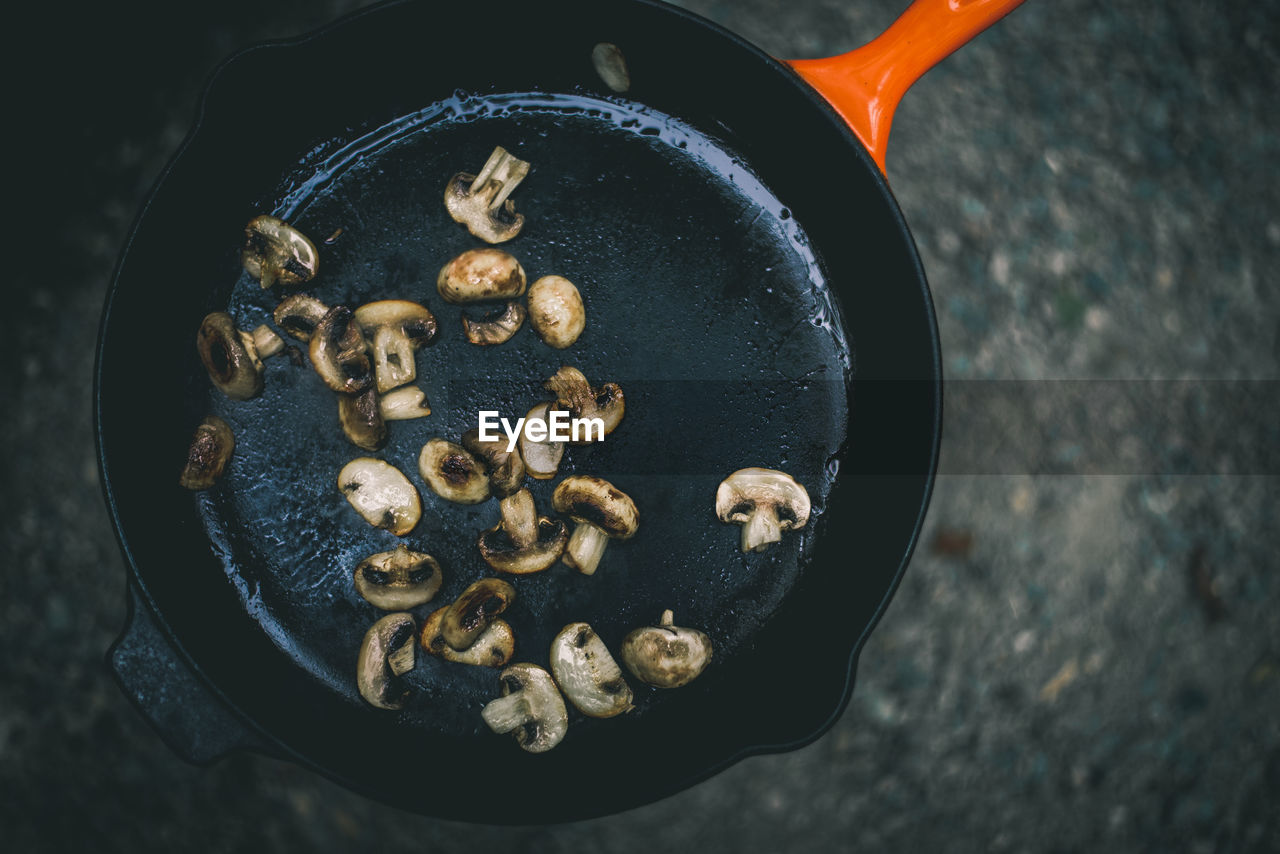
[443,147,531,244]
[310,306,373,394]
[356,612,417,710]
[620,610,713,688]
[353,300,438,393]
[179,416,235,490]
[481,663,568,753]
[273,294,329,342]
[353,545,443,610]
[417,439,489,504]
[715,468,811,552]
[478,489,567,575]
[544,366,624,442]
[197,312,264,400]
[462,427,525,497]
[338,388,387,452]
[526,276,585,349]
[419,607,514,668]
[461,301,526,345]
[551,476,639,575]
[437,248,527,304]
[243,215,319,289]
[440,577,516,651]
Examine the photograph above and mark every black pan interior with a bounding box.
[97,0,940,821]
[201,90,850,736]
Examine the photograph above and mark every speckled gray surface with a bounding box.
[3,0,1278,850]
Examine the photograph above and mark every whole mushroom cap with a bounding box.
[436,248,527,304]
[715,468,811,518]
[527,275,585,349]
[620,610,713,688]
[715,467,811,552]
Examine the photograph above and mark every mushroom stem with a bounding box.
[479,692,529,734]
[659,609,675,628]
[500,489,538,550]
[250,324,284,358]
[387,638,415,676]
[373,326,414,391]
[472,147,529,210]
[565,523,610,576]
[741,510,783,552]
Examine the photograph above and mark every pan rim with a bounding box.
[94,0,943,820]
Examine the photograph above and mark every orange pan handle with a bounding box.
[787,0,1026,175]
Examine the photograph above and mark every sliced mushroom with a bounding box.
[439,577,516,651]
[549,622,633,718]
[478,488,568,575]
[246,324,284,358]
[527,276,585,349]
[338,388,387,452]
[179,416,234,490]
[518,402,565,480]
[544,366,624,442]
[353,544,442,610]
[357,612,417,710]
[620,610,713,688]
[437,248,527,304]
[310,306,373,394]
[462,301,526,345]
[353,300,438,394]
[480,663,568,753]
[419,607,514,668]
[417,438,489,504]
[444,146,531,244]
[551,476,639,575]
[715,468,811,553]
[197,312,264,400]
[462,427,525,497]
[243,215,319,289]
[591,42,631,93]
[379,386,432,420]
[273,293,329,342]
[337,457,422,536]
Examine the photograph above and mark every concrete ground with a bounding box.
[2,0,1277,850]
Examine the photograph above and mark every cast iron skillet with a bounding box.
[98,0,1020,822]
